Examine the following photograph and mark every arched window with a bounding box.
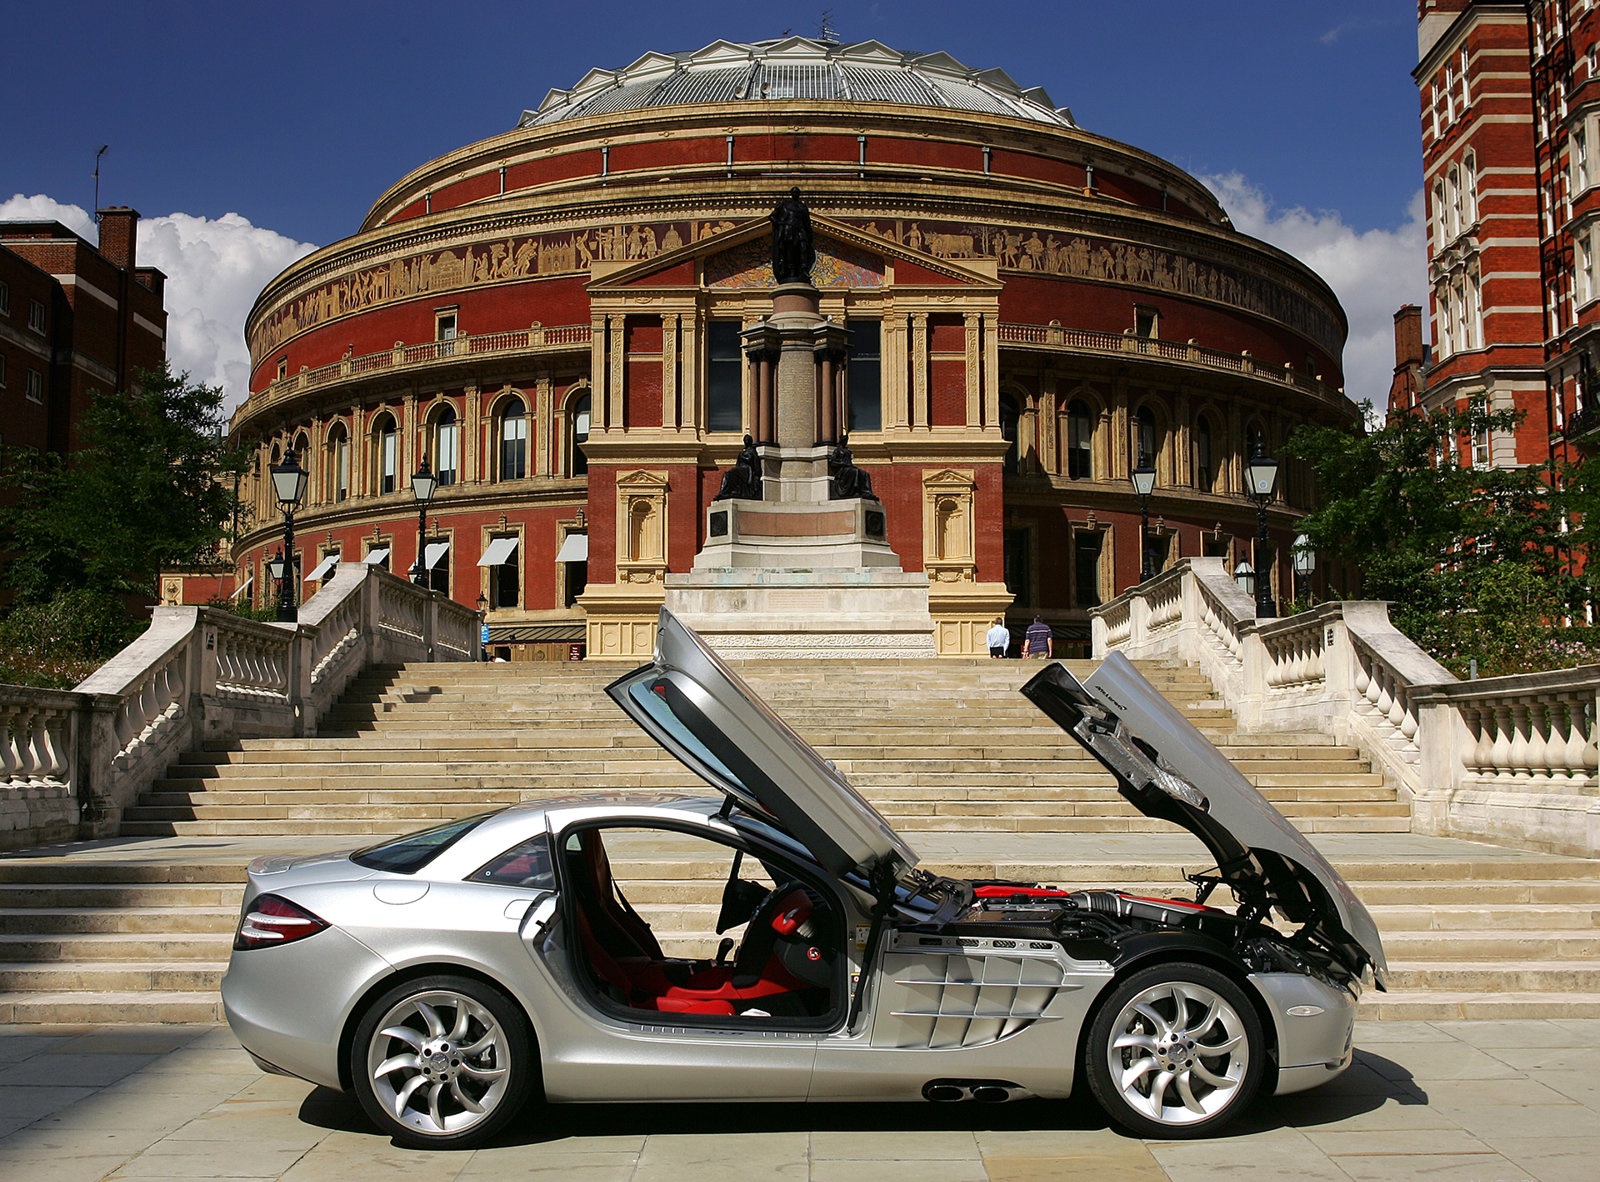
[1065,400,1093,479]
[570,391,591,476]
[432,405,458,487]
[1194,415,1215,492]
[373,414,397,494]
[1464,151,1479,222]
[499,397,527,480]
[327,424,350,502]
[998,395,1020,474]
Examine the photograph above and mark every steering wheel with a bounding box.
[730,884,813,986]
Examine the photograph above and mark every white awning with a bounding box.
[424,541,450,569]
[229,577,254,601]
[305,554,341,582]
[363,548,390,565]
[478,537,519,566]
[555,533,589,562]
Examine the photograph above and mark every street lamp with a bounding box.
[410,456,437,586]
[266,548,287,605]
[1233,559,1255,596]
[1292,533,1316,608]
[269,447,308,621]
[1243,441,1280,619]
[1130,448,1156,582]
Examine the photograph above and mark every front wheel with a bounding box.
[350,975,532,1149]
[1084,961,1264,1138]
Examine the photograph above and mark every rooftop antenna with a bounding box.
[93,145,108,222]
[818,9,839,43]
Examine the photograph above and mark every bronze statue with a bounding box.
[715,434,763,501]
[828,433,877,500]
[769,187,815,284]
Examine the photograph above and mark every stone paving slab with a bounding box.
[0,1019,1596,1181]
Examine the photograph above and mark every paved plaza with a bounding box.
[0,1017,1596,1182]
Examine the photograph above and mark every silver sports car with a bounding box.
[221,609,1386,1148]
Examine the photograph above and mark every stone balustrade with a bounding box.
[0,564,479,850]
[1094,558,1600,858]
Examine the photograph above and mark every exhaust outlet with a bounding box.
[971,1085,1011,1103]
[922,1083,965,1103]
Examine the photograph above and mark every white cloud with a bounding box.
[1,194,315,413]
[1202,173,1428,409]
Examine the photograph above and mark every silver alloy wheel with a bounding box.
[1104,979,1251,1126]
[365,988,513,1138]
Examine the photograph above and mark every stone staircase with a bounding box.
[0,658,1596,1024]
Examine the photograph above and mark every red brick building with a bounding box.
[226,37,1356,659]
[1412,2,1600,469]
[0,209,167,460]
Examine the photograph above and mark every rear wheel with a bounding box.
[350,975,532,1149]
[1084,961,1263,1138]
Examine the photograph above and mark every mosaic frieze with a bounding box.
[250,216,1340,362]
[705,238,885,290]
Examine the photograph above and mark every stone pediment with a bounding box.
[587,213,1003,294]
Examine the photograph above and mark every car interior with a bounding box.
[560,826,842,1021]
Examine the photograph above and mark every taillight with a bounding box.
[234,893,329,950]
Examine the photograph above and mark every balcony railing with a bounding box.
[997,323,1347,408]
[239,323,594,424]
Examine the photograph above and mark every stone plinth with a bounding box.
[666,568,937,658]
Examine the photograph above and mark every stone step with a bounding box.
[1370,901,1600,927]
[0,961,225,993]
[0,933,229,962]
[0,990,226,1025]
[0,883,243,907]
[1380,930,1600,958]
[1383,960,1600,991]
[0,907,235,935]
[1358,990,1600,1020]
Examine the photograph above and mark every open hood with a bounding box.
[606,609,918,882]
[1022,654,1386,985]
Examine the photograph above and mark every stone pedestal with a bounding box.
[663,277,936,658]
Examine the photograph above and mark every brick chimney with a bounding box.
[1393,305,1423,370]
[97,206,139,270]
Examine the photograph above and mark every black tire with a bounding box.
[1084,961,1264,1139]
[350,974,533,1149]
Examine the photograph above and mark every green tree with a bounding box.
[1283,401,1578,675]
[0,361,245,613]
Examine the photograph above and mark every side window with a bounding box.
[471,836,555,889]
[707,322,743,433]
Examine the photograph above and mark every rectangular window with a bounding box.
[436,419,459,486]
[276,357,288,380]
[0,280,9,315]
[335,436,350,501]
[1576,129,1589,191]
[380,429,397,493]
[27,300,45,334]
[1073,530,1102,609]
[25,370,43,402]
[846,320,882,433]
[436,308,458,356]
[1460,47,1470,108]
[707,321,743,433]
[1133,305,1159,338]
[0,354,6,389]
[1004,527,1031,607]
[1471,398,1491,468]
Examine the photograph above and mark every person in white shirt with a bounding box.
[985,617,1010,658]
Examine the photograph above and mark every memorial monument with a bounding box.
[663,191,938,657]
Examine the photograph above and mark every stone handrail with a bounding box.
[235,322,593,423]
[997,323,1347,409]
[0,564,480,850]
[1094,559,1600,857]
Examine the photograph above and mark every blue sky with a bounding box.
[6,0,1427,409]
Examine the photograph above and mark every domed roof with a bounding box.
[518,37,1076,129]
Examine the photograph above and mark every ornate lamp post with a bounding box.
[1130,448,1157,582]
[266,549,287,609]
[410,456,437,586]
[1292,533,1316,608]
[1233,559,1255,597]
[1243,441,1280,619]
[269,448,308,622]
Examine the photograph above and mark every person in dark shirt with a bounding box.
[1023,615,1053,659]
